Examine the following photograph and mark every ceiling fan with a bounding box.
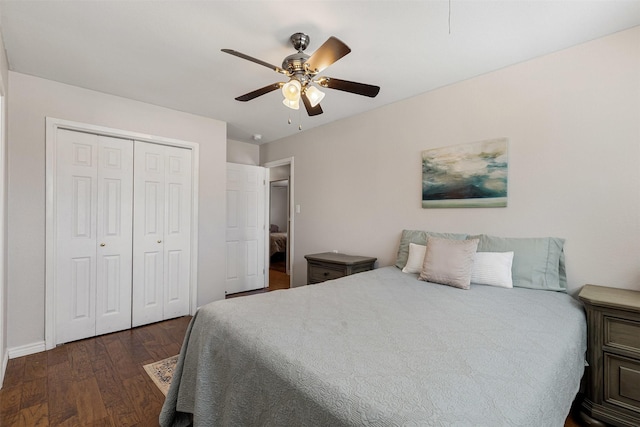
[222,32,380,117]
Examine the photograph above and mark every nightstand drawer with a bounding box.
[605,353,640,413]
[605,316,640,355]
[309,265,346,283]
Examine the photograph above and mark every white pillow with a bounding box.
[402,243,427,274]
[470,251,514,288]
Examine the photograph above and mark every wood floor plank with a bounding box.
[87,336,112,373]
[68,342,94,382]
[122,374,163,423]
[46,344,68,367]
[20,377,47,409]
[47,361,78,425]
[133,326,180,362]
[0,384,22,425]
[105,398,142,427]
[2,357,25,388]
[23,352,48,381]
[14,402,48,426]
[74,377,108,423]
[102,335,140,381]
[92,364,124,409]
[118,329,154,365]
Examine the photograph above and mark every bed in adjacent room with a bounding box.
[160,231,587,427]
[269,231,287,257]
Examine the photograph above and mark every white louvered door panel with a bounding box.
[225,163,265,295]
[55,130,133,344]
[95,137,133,335]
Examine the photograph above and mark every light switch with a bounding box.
[295,204,301,214]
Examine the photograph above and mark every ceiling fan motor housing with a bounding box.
[290,32,310,52]
[282,52,312,85]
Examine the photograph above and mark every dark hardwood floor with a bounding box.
[226,256,290,299]
[0,316,191,426]
[0,300,586,426]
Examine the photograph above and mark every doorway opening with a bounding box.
[269,178,289,290]
[264,158,294,290]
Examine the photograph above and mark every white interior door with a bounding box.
[162,145,192,319]
[55,130,133,344]
[225,163,266,295]
[95,137,133,335]
[133,141,192,327]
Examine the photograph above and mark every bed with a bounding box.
[160,231,587,427]
[269,231,287,257]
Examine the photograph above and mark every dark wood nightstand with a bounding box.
[579,284,640,427]
[305,252,376,285]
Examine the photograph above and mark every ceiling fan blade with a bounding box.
[316,77,380,98]
[301,93,323,116]
[235,83,284,102]
[304,37,351,74]
[221,49,285,74]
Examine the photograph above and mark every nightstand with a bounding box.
[579,284,640,427]
[305,252,376,285]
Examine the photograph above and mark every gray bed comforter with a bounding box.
[160,266,586,427]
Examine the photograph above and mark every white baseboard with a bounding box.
[8,341,46,359]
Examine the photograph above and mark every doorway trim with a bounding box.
[263,157,294,288]
[45,117,200,350]
[0,94,6,385]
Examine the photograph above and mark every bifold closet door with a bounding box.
[55,129,133,345]
[132,141,192,327]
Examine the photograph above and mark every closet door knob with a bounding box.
[100,243,106,247]
[157,240,162,243]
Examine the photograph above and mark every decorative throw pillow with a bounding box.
[419,237,479,289]
[395,229,469,269]
[401,243,427,274]
[471,252,514,288]
[469,234,566,291]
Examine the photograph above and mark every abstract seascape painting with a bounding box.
[422,138,508,208]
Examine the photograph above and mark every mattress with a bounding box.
[160,266,586,426]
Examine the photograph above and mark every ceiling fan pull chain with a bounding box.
[298,109,302,131]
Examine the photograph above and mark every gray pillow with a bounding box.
[418,237,479,290]
[469,234,566,292]
[395,229,468,269]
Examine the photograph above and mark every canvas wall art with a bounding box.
[422,138,508,208]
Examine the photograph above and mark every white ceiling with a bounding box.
[1,1,639,144]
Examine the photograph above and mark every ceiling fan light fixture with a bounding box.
[282,79,301,102]
[305,86,325,107]
[282,98,300,110]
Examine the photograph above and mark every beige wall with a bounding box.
[227,138,259,165]
[7,72,227,350]
[261,27,640,294]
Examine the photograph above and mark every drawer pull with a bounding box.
[323,272,329,276]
